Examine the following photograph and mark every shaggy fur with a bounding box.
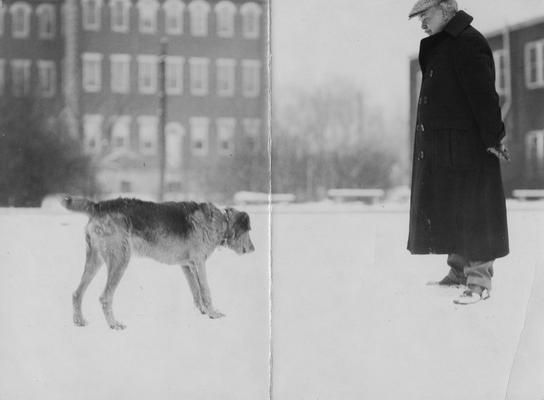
[62,196,254,330]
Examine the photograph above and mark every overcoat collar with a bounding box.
[443,10,473,37]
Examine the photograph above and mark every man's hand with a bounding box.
[487,139,511,162]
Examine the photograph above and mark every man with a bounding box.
[407,0,510,305]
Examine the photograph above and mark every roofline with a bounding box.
[484,14,544,38]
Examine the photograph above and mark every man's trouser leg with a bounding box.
[444,253,468,285]
[464,260,494,292]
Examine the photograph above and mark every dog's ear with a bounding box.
[233,211,251,232]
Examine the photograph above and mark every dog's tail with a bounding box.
[61,195,97,215]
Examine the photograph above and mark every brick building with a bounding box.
[409,16,544,195]
[0,0,268,201]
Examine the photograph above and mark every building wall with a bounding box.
[0,0,64,114]
[75,0,268,198]
[0,0,268,200]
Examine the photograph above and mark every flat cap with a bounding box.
[408,0,444,19]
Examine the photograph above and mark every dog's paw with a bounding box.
[196,303,207,314]
[73,315,88,327]
[208,310,225,319]
[109,321,126,330]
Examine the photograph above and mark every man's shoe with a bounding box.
[427,275,467,287]
[453,288,490,305]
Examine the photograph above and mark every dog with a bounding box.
[62,196,254,329]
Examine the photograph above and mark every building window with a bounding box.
[138,55,158,94]
[0,60,5,95]
[240,2,261,39]
[216,118,235,155]
[525,40,544,89]
[10,2,32,39]
[36,4,56,39]
[189,57,209,96]
[165,56,184,95]
[0,7,5,36]
[243,118,260,151]
[166,122,184,168]
[163,0,184,35]
[110,54,131,93]
[188,0,210,37]
[137,0,158,34]
[83,114,103,154]
[241,59,261,97]
[526,130,544,177]
[190,117,209,156]
[216,58,235,97]
[82,53,103,92]
[111,115,131,150]
[110,0,130,33]
[37,60,56,97]
[137,116,157,155]
[493,49,507,96]
[215,1,236,38]
[82,0,102,31]
[10,59,31,97]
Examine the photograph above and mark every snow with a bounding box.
[1,204,544,399]
[0,210,270,400]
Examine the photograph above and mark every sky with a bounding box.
[271,0,544,136]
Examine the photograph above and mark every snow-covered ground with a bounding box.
[0,208,270,400]
[1,202,544,399]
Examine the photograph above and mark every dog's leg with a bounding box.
[181,264,206,314]
[73,233,103,327]
[193,261,225,319]
[99,238,130,330]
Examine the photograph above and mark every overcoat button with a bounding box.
[429,69,434,77]
[419,150,425,160]
[423,96,428,104]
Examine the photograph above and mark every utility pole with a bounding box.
[158,37,168,202]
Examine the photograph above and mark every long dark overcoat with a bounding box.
[407,11,509,261]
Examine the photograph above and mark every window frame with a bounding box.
[82,52,103,92]
[240,2,261,39]
[189,57,209,96]
[216,118,236,155]
[110,0,131,33]
[188,0,210,37]
[137,54,158,94]
[165,56,184,95]
[83,114,104,155]
[216,58,236,97]
[37,60,57,97]
[110,115,132,150]
[525,40,544,89]
[165,122,185,168]
[110,54,131,93]
[215,1,236,38]
[163,0,184,35]
[10,59,31,97]
[137,0,159,34]
[36,4,56,40]
[82,0,102,31]
[10,2,32,39]
[241,59,261,98]
[190,117,210,156]
[137,115,158,155]
[242,118,261,151]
